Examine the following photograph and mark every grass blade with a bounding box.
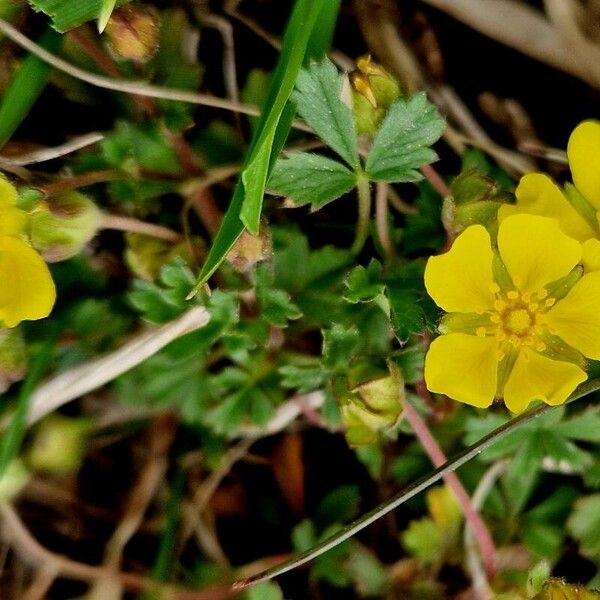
[0,28,60,149]
[194,0,341,287]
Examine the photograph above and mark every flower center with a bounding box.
[477,287,557,353]
[505,308,531,334]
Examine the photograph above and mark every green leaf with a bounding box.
[554,407,600,443]
[401,518,443,565]
[292,57,359,168]
[365,92,445,183]
[195,0,340,284]
[343,260,385,304]
[28,0,128,32]
[268,152,357,209]
[279,364,329,393]
[316,484,361,527]
[0,28,60,149]
[257,288,302,326]
[97,0,116,32]
[322,324,360,371]
[247,583,284,600]
[567,494,600,561]
[503,433,544,512]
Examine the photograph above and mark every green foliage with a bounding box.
[292,58,359,168]
[27,0,128,31]
[0,28,60,149]
[568,495,600,562]
[365,93,445,183]
[268,152,357,209]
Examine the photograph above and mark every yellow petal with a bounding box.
[0,175,18,208]
[568,120,600,210]
[0,206,27,236]
[545,271,600,360]
[424,333,498,408]
[497,214,581,294]
[582,238,600,272]
[498,173,595,243]
[425,225,495,313]
[0,236,56,328]
[503,348,586,413]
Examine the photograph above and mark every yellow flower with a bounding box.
[424,214,600,413]
[498,120,600,270]
[0,176,55,327]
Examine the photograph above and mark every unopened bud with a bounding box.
[104,4,160,64]
[29,191,102,262]
[26,415,90,475]
[341,364,405,446]
[227,226,272,272]
[0,327,26,393]
[351,55,402,136]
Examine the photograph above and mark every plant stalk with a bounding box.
[351,175,371,254]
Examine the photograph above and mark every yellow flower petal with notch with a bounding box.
[424,225,495,314]
[497,214,581,294]
[503,348,586,414]
[545,271,600,360]
[424,333,498,408]
[498,173,595,243]
[567,120,600,210]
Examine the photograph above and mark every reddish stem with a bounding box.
[403,396,496,581]
[421,164,450,197]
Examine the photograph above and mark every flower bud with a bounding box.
[28,191,102,262]
[227,226,272,272]
[340,362,405,446]
[351,55,402,136]
[0,327,26,392]
[104,4,160,64]
[26,415,90,475]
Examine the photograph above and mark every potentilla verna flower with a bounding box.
[498,120,600,270]
[0,176,55,327]
[424,213,600,413]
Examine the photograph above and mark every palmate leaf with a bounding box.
[365,92,445,183]
[268,152,357,209]
[292,58,359,169]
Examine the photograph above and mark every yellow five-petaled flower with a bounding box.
[0,176,55,327]
[424,213,600,413]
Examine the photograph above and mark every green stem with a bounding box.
[231,377,600,591]
[351,175,371,254]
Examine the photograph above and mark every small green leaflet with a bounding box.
[292,58,359,168]
[268,152,357,209]
[365,92,445,182]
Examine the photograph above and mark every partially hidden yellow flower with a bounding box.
[0,176,55,327]
[424,213,600,413]
[498,120,600,270]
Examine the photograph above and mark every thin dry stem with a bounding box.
[419,0,598,87]
[101,214,182,242]
[0,133,104,167]
[23,306,210,426]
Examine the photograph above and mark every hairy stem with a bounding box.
[351,175,371,254]
[402,397,496,581]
